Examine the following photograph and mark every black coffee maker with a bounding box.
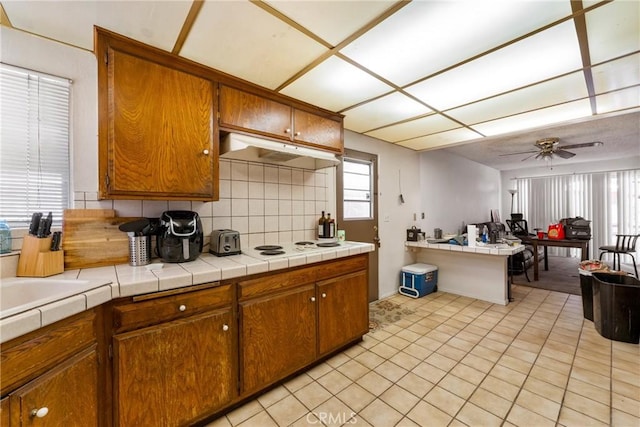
[157,210,203,262]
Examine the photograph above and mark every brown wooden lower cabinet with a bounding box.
[240,284,317,394]
[238,254,369,398]
[1,254,369,426]
[112,307,235,427]
[318,270,369,356]
[0,309,101,427]
[9,347,99,426]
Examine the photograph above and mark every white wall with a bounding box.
[419,150,501,234]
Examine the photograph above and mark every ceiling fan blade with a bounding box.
[521,152,539,161]
[558,141,603,150]
[554,149,576,159]
[499,149,538,157]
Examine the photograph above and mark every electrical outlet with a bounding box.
[421,212,425,219]
[413,213,416,221]
[384,215,390,222]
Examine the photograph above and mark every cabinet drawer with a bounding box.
[113,284,232,333]
[238,267,315,301]
[1,309,97,394]
[316,254,368,282]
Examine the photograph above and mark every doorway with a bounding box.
[337,149,379,302]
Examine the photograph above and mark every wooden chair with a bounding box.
[598,234,639,277]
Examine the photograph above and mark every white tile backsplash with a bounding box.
[231,180,248,198]
[248,164,264,182]
[72,160,332,250]
[248,182,264,199]
[231,198,249,216]
[264,166,279,183]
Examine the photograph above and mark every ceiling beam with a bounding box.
[571,0,600,115]
[172,0,205,55]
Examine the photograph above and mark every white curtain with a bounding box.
[515,169,640,260]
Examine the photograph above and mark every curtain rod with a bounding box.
[510,167,639,180]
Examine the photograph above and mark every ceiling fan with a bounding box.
[501,137,604,161]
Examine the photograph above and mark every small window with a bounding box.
[0,64,71,228]
[343,158,373,219]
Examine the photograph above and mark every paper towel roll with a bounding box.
[467,225,477,247]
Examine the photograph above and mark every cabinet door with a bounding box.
[318,270,369,355]
[219,85,292,140]
[10,347,98,427]
[113,308,235,427]
[293,109,343,153]
[240,285,316,394]
[104,48,215,200]
[1,397,10,427]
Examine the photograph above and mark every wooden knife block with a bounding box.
[17,235,64,277]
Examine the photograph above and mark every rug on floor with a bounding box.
[512,255,582,295]
[369,299,415,331]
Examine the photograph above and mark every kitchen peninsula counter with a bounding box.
[1,241,374,343]
[406,241,525,305]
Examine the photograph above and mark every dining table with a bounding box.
[522,236,590,281]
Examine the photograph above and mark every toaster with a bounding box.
[210,229,241,256]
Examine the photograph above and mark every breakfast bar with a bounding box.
[406,241,525,305]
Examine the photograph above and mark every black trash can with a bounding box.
[592,272,640,344]
[579,270,594,321]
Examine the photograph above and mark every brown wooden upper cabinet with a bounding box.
[219,85,343,154]
[95,28,218,201]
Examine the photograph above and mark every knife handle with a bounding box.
[43,212,53,237]
[29,212,42,235]
[36,218,46,238]
[50,231,62,251]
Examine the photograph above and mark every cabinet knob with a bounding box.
[310,296,316,302]
[179,304,187,312]
[322,293,327,298]
[295,132,301,137]
[202,149,210,155]
[31,407,49,418]
[222,324,229,331]
[284,128,291,134]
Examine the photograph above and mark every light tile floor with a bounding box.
[207,285,640,427]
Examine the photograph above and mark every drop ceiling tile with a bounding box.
[446,72,589,125]
[396,128,482,151]
[365,113,459,143]
[264,1,394,46]
[592,54,640,94]
[596,87,640,115]
[180,1,327,90]
[279,56,393,112]
[405,21,583,111]
[586,1,640,64]
[2,1,190,51]
[343,92,432,133]
[340,0,572,86]
[472,99,592,136]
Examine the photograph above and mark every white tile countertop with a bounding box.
[406,240,525,256]
[0,241,374,343]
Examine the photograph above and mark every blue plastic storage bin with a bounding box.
[399,263,438,298]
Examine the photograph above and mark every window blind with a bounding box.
[0,63,71,228]
[515,169,640,259]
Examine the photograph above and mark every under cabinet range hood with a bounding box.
[220,133,341,169]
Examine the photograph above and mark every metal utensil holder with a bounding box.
[128,235,151,266]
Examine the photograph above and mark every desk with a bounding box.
[524,237,589,281]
